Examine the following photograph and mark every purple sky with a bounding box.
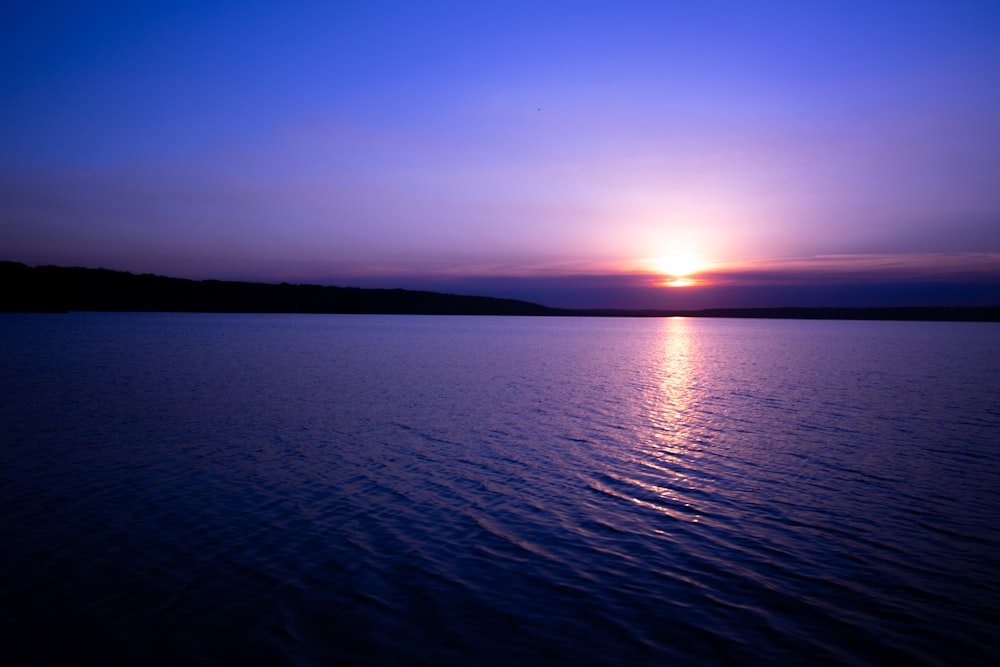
[2,1,999,308]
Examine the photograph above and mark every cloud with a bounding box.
[702,253,1000,286]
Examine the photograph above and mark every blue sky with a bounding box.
[2,1,999,308]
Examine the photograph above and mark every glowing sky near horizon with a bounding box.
[2,1,999,308]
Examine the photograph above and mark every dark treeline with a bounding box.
[2,261,998,321]
[0,262,555,316]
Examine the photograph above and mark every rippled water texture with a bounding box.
[1,313,998,666]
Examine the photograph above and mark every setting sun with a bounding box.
[663,277,695,287]
[646,254,709,287]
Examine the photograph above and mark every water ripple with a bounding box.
[1,314,998,665]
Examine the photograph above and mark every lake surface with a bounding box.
[1,313,998,666]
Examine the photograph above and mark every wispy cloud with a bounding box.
[700,253,1000,286]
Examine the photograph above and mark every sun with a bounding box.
[647,254,708,287]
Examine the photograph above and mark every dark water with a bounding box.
[1,313,998,666]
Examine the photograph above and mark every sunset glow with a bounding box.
[645,255,710,287]
[1,2,998,309]
[651,255,706,279]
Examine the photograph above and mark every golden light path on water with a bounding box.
[609,317,714,526]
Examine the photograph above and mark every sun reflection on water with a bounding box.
[658,317,698,418]
[619,317,717,523]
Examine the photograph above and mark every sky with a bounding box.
[2,0,999,309]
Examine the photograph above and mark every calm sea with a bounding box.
[1,313,998,666]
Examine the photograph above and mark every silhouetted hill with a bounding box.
[2,261,998,321]
[0,262,555,315]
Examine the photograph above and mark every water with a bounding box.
[1,313,998,666]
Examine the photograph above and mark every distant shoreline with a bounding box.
[3,261,998,322]
[558,306,1000,322]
